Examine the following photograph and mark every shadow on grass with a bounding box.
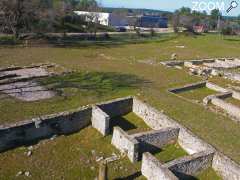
[46,33,178,49]
[40,71,150,97]
[224,38,240,42]
[109,116,137,133]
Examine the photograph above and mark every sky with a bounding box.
[97,0,240,16]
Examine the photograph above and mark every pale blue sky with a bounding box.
[97,0,240,16]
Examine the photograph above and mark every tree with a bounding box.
[0,0,41,39]
[210,9,222,30]
[178,7,191,16]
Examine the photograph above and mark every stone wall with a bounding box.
[212,152,240,180]
[206,82,228,93]
[168,81,207,93]
[160,61,184,67]
[91,106,110,136]
[132,127,179,151]
[141,152,178,180]
[211,98,240,122]
[132,97,214,154]
[0,107,92,152]
[203,92,232,105]
[111,126,139,162]
[96,96,132,118]
[164,151,214,177]
[133,97,240,180]
[232,91,240,101]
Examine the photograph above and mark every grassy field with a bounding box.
[0,33,240,178]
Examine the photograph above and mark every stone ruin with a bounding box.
[169,81,240,123]
[0,64,57,101]
[0,96,239,179]
[161,57,240,82]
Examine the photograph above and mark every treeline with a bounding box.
[0,0,101,39]
[173,7,240,35]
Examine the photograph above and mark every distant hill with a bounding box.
[102,7,172,17]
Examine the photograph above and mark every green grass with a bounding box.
[196,167,222,180]
[177,87,217,101]
[110,112,151,134]
[0,33,240,178]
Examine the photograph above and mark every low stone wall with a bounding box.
[212,152,240,180]
[91,106,110,136]
[164,151,214,177]
[168,81,207,93]
[203,92,232,105]
[96,96,132,118]
[161,61,184,67]
[232,90,240,101]
[0,107,92,152]
[133,98,214,154]
[132,127,179,152]
[211,98,240,122]
[111,126,139,162]
[141,152,178,180]
[206,82,228,93]
[133,97,240,180]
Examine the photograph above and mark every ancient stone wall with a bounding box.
[168,81,207,93]
[132,97,240,180]
[211,98,240,122]
[203,92,232,105]
[91,106,110,136]
[164,151,214,177]
[132,127,179,151]
[206,82,228,93]
[96,96,132,118]
[141,152,178,180]
[0,107,92,152]
[111,126,139,162]
[212,152,240,180]
[132,98,214,154]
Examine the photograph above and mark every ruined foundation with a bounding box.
[0,96,239,179]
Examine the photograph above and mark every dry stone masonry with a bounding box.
[161,57,240,82]
[0,96,239,179]
[169,81,240,123]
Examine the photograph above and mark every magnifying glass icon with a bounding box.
[227,1,238,13]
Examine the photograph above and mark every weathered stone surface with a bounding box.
[132,127,179,151]
[92,106,110,136]
[132,97,214,154]
[212,152,240,180]
[164,151,214,177]
[206,82,229,93]
[141,152,178,180]
[111,126,139,162]
[96,96,132,118]
[168,81,207,93]
[211,98,240,122]
[160,61,184,67]
[0,81,55,101]
[0,107,92,152]
[203,92,232,105]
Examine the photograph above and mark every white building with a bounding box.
[74,11,129,27]
[74,11,110,26]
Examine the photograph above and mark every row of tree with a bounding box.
[0,0,99,39]
[172,7,240,35]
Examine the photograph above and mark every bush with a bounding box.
[221,26,236,35]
